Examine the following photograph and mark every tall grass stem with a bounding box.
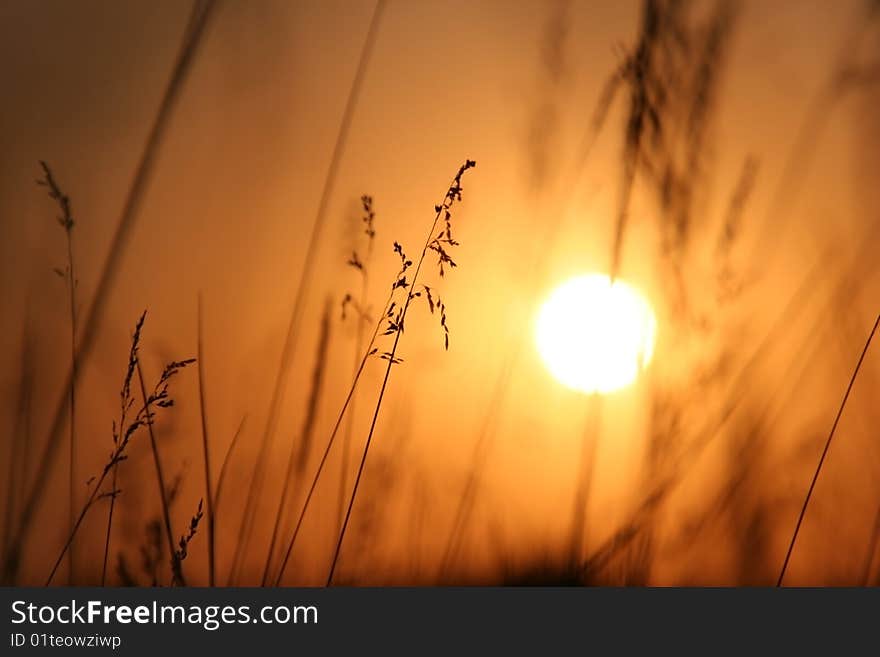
[777,313,880,586]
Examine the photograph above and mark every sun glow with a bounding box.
[536,273,657,394]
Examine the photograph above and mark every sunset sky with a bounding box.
[1,0,878,586]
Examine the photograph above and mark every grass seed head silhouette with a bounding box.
[327,159,476,585]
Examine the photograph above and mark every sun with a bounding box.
[536,273,657,394]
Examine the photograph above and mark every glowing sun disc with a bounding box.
[536,273,657,394]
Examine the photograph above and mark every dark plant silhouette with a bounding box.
[339,195,378,540]
[46,312,194,585]
[327,159,476,585]
[37,161,80,583]
[3,0,216,586]
[778,314,880,586]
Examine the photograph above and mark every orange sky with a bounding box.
[1,0,879,585]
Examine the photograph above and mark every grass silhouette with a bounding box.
[2,0,879,588]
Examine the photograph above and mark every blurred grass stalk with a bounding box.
[197,293,216,586]
[229,0,386,585]
[1,0,217,585]
[260,301,333,585]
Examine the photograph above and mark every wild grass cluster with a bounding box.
[1,0,879,587]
